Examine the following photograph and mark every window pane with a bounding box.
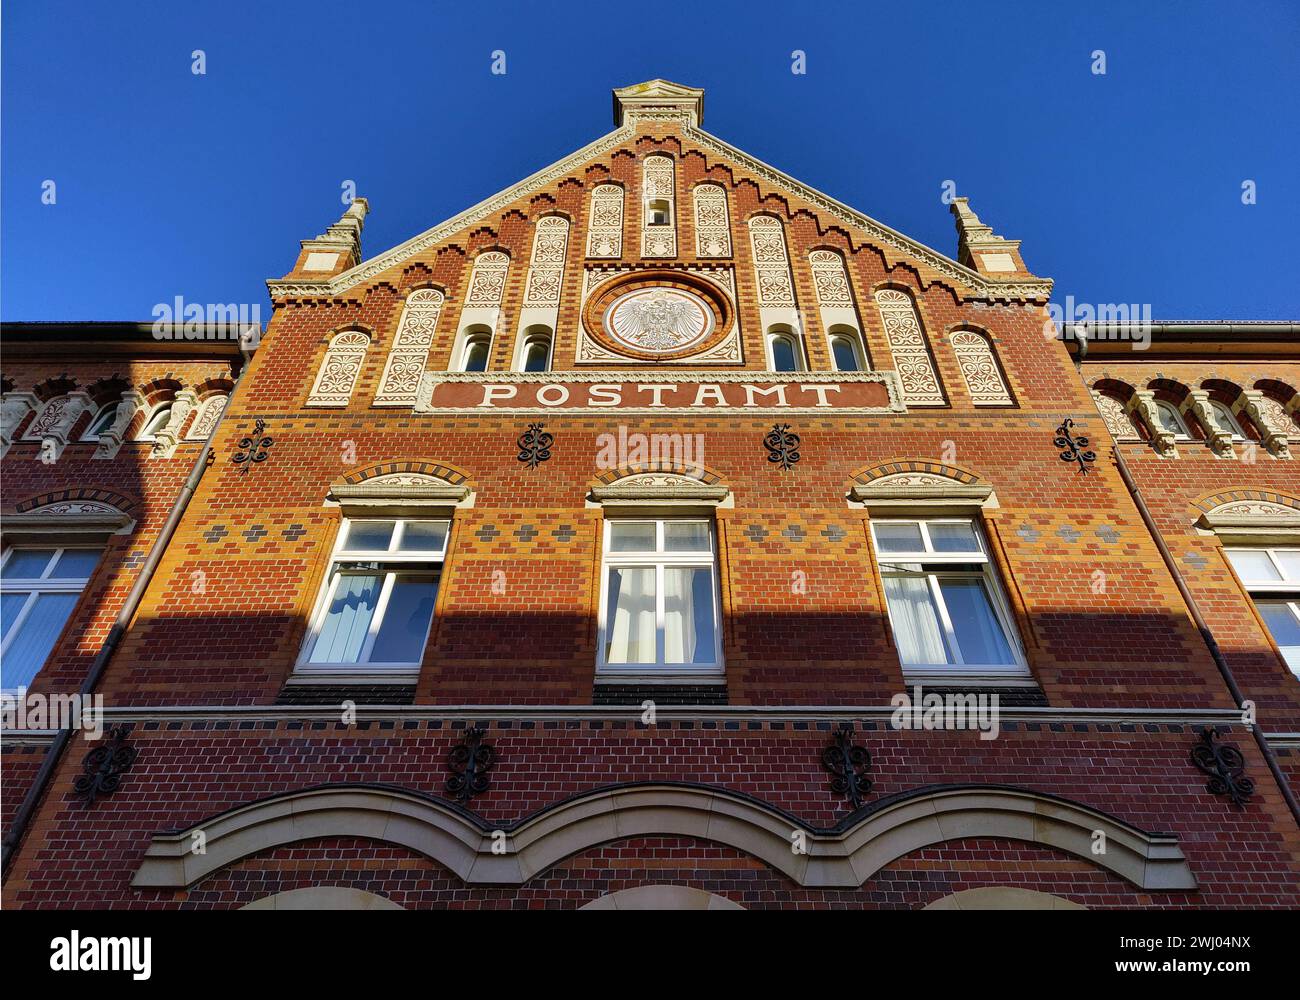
[663,567,716,664]
[938,578,1016,666]
[2,549,57,579]
[368,574,438,664]
[927,522,982,554]
[2,592,31,641]
[883,576,951,666]
[771,337,797,372]
[86,403,119,437]
[1271,550,1300,581]
[307,573,382,664]
[609,522,657,552]
[832,337,860,372]
[1,592,78,688]
[1226,549,1282,583]
[1155,402,1184,436]
[874,522,925,554]
[463,341,489,372]
[341,521,395,552]
[397,521,448,553]
[604,567,655,664]
[49,549,101,580]
[663,522,711,552]
[524,342,549,373]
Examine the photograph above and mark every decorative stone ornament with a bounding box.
[1189,727,1255,808]
[446,727,496,803]
[821,723,872,810]
[74,725,138,805]
[604,286,713,354]
[873,289,945,406]
[1054,418,1097,474]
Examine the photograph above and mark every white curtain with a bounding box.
[309,573,380,664]
[883,576,948,666]
[663,567,700,663]
[606,568,655,663]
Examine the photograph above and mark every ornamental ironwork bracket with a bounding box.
[821,722,872,810]
[764,423,801,471]
[232,417,273,473]
[1190,726,1255,808]
[1054,418,1096,475]
[73,725,138,805]
[517,423,553,469]
[446,727,496,803]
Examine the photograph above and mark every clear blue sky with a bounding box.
[3,0,1297,321]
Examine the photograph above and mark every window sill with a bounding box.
[901,670,1034,688]
[595,670,725,685]
[287,669,420,685]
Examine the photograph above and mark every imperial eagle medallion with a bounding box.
[602,286,715,354]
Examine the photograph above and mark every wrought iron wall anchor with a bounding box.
[764,423,801,471]
[232,418,273,473]
[446,727,496,803]
[1054,418,1096,475]
[1190,726,1255,808]
[517,422,553,468]
[821,722,872,810]
[73,725,138,805]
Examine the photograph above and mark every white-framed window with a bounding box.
[137,402,172,441]
[870,518,1026,675]
[81,401,120,441]
[1209,400,1246,440]
[766,331,804,373]
[298,518,448,671]
[647,199,670,226]
[459,334,491,373]
[830,332,864,372]
[1,546,102,689]
[597,519,722,673]
[1224,546,1300,676]
[1153,400,1191,440]
[520,332,552,373]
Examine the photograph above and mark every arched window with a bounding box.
[137,403,173,441]
[1209,399,1246,439]
[521,333,552,373]
[830,333,863,372]
[461,334,491,373]
[647,200,670,226]
[1153,400,1191,440]
[307,330,370,407]
[81,402,120,441]
[767,332,802,373]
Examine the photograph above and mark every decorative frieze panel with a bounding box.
[951,330,1012,405]
[586,185,624,258]
[809,250,853,306]
[1092,391,1136,440]
[186,394,228,440]
[693,184,731,257]
[522,217,570,308]
[873,289,945,406]
[374,291,444,407]
[748,216,795,308]
[464,251,510,307]
[640,155,677,258]
[309,330,372,407]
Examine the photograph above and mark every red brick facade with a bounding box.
[3,81,1297,910]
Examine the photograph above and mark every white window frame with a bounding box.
[458,334,492,373]
[596,518,724,677]
[1153,400,1191,440]
[296,517,449,673]
[647,199,671,226]
[1,545,101,691]
[871,517,1028,677]
[829,332,865,372]
[1209,400,1246,441]
[81,401,120,441]
[1225,546,1300,677]
[765,331,805,372]
[137,402,172,441]
[518,332,553,373]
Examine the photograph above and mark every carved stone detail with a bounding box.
[0,392,38,457]
[586,185,624,258]
[951,330,1012,405]
[94,390,145,459]
[1092,390,1136,440]
[1130,391,1178,457]
[309,330,371,407]
[464,251,510,307]
[522,217,570,307]
[640,156,677,258]
[186,394,228,441]
[809,250,853,306]
[748,216,795,308]
[874,290,944,406]
[1238,390,1292,459]
[1186,390,1235,458]
[151,388,197,458]
[376,289,444,407]
[693,184,731,257]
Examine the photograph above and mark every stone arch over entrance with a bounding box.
[579,885,744,910]
[923,887,1086,910]
[240,887,403,910]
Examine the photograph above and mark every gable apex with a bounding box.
[613,79,704,127]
